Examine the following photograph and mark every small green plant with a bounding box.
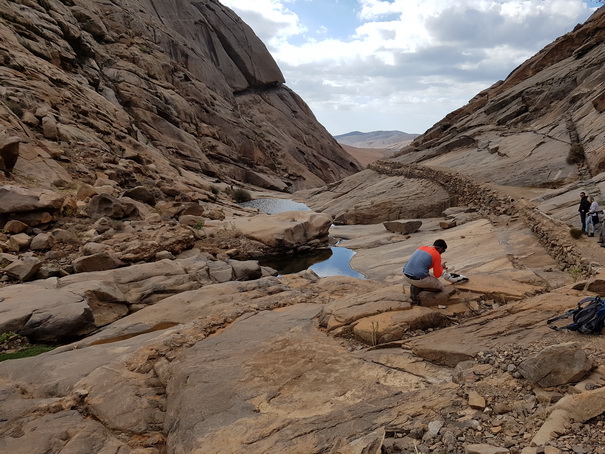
[569,227,584,239]
[567,265,584,282]
[210,185,220,195]
[139,45,151,54]
[230,188,252,203]
[61,205,77,217]
[0,331,17,343]
[193,219,205,230]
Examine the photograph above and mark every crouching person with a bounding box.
[403,239,449,306]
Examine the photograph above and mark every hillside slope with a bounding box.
[0,0,361,193]
[395,7,605,188]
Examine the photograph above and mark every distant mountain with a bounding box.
[338,144,394,168]
[334,130,419,149]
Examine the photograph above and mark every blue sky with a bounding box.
[219,0,601,136]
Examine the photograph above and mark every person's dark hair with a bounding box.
[433,239,448,250]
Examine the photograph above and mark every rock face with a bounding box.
[395,8,605,188]
[0,0,360,194]
[3,4,605,454]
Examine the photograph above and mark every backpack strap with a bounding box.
[547,310,575,325]
[548,296,604,331]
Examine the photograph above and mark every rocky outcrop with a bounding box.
[2,4,605,454]
[229,210,333,252]
[0,0,360,196]
[296,168,453,224]
[2,264,605,453]
[391,8,605,187]
[0,254,268,342]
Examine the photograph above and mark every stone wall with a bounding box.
[369,161,594,273]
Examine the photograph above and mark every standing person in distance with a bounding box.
[578,191,591,233]
[403,239,448,306]
[585,197,600,237]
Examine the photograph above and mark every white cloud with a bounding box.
[219,0,597,135]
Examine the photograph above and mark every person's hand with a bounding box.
[442,262,448,270]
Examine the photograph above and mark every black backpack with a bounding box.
[547,296,605,334]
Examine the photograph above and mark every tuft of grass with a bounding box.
[230,188,252,203]
[566,143,585,165]
[567,265,584,282]
[569,227,584,239]
[0,331,18,342]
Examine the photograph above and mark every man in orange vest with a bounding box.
[402,239,448,305]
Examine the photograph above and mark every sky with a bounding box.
[218,0,602,136]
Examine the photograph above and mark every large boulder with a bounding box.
[0,186,63,215]
[518,342,594,387]
[298,170,451,225]
[231,210,333,251]
[85,194,141,220]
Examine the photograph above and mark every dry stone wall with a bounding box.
[369,161,593,273]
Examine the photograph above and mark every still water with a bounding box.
[242,198,365,278]
[239,198,310,214]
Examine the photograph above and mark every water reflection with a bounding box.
[239,198,310,214]
[243,197,365,279]
[310,247,365,279]
[258,246,365,279]
[258,249,333,275]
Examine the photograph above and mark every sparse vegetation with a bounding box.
[0,331,17,343]
[370,321,379,346]
[566,143,585,164]
[567,264,584,282]
[0,345,55,362]
[569,227,584,239]
[0,331,55,362]
[210,185,220,195]
[229,188,252,203]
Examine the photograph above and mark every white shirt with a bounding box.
[589,201,599,214]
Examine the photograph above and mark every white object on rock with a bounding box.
[443,272,469,283]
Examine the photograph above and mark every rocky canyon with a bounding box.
[1,2,605,454]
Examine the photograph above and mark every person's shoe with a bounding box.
[589,233,595,237]
[410,285,422,305]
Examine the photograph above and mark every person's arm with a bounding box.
[431,249,445,278]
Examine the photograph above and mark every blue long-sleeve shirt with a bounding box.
[403,246,445,278]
